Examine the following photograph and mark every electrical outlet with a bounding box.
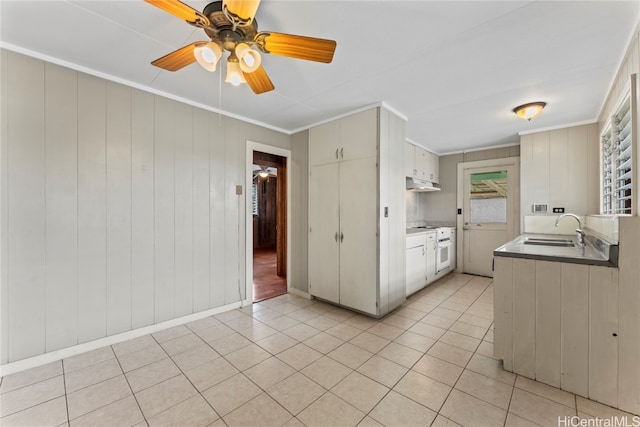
[553,207,565,213]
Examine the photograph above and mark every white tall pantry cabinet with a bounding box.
[308,107,406,317]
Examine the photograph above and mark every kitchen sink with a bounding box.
[524,237,575,247]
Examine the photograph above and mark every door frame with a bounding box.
[245,141,292,304]
[456,157,520,275]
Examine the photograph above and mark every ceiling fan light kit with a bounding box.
[194,41,223,71]
[225,55,246,86]
[513,101,547,121]
[145,0,337,94]
[235,42,261,72]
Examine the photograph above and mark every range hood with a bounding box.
[406,177,441,192]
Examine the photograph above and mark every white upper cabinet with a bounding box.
[427,150,439,183]
[404,141,415,178]
[415,147,430,181]
[340,109,378,161]
[309,109,377,166]
[404,142,439,183]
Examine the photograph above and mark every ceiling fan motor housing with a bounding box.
[203,1,258,51]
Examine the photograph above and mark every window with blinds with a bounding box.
[601,92,632,214]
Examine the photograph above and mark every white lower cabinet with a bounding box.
[426,232,437,284]
[406,234,427,296]
[450,229,456,271]
[308,163,341,304]
[405,231,436,296]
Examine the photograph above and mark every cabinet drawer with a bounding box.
[406,233,427,249]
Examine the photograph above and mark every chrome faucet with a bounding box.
[555,213,585,246]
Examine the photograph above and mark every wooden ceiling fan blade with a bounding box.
[255,32,336,63]
[151,42,204,71]
[243,66,274,94]
[145,0,201,22]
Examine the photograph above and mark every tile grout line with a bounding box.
[61,360,71,426]
[112,342,153,427]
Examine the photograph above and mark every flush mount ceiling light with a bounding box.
[145,0,337,94]
[513,102,547,121]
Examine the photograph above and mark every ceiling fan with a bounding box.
[253,165,276,179]
[145,0,337,94]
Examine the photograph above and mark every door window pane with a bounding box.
[469,170,507,223]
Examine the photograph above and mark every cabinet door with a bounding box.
[449,231,456,271]
[339,156,378,315]
[340,109,378,162]
[428,152,440,183]
[426,232,437,283]
[404,141,415,178]
[406,245,426,296]
[309,120,340,166]
[308,163,340,303]
[415,147,429,181]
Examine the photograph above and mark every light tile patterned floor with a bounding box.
[1,273,637,427]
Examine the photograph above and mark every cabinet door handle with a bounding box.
[340,147,344,158]
[335,232,338,242]
[422,247,425,256]
[340,232,344,243]
[335,148,339,159]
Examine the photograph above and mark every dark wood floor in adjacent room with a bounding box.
[253,247,287,302]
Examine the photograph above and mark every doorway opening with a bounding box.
[252,151,287,302]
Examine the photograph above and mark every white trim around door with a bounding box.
[245,141,292,304]
[456,157,520,276]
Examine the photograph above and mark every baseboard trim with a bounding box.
[0,301,244,377]
[288,287,311,299]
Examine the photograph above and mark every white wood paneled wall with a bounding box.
[0,50,291,364]
[520,123,600,227]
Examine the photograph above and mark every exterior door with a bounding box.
[462,165,516,277]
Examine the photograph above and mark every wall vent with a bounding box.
[532,204,548,213]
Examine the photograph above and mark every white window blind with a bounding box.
[601,93,632,214]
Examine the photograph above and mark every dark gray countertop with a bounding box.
[494,233,618,267]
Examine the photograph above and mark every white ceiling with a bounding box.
[1,1,638,154]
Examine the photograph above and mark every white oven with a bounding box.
[436,227,452,273]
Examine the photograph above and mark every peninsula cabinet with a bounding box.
[308,106,406,317]
[493,257,632,412]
